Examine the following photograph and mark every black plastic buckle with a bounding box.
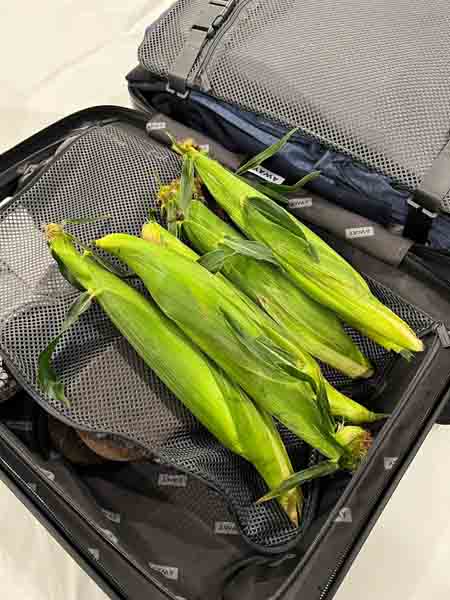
[414,138,450,215]
[403,198,437,244]
[165,82,191,100]
[402,137,450,243]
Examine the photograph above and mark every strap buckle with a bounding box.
[413,138,450,214]
[165,82,190,99]
[403,199,437,244]
[167,0,237,97]
[198,0,237,37]
[407,198,437,220]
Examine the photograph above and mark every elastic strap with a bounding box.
[404,138,450,242]
[414,138,450,214]
[167,0,237,97]
[403,199,437,244]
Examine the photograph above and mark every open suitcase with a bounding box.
[2,2,450,599]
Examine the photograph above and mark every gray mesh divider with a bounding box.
[139,0,450,211]
[0,121,433,550]
[443,191,450,213]
[139,0,206,80]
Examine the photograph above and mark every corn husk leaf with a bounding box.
[221,236,280,266]
[198,248,232,273]
[166,198,180,237]
[245,196,318,262]
[236,128,299,175]
[243,177,290,204]
[51,247,85,292]
[63,232,132,280]
[199,237,279,274]
[179,154,195,216]
[222,308,324,403]
[258,460,340,503]
[38,290,94,406]
[264,170,321,194]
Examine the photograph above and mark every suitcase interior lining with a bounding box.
[0,120,442,599]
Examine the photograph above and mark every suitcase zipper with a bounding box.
[306,323,449,600]
[191,0,253,89]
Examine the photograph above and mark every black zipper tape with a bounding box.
[193,0,253,91]
[276,328,450,600]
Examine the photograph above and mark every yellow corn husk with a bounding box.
[97,232,372,471]
[44,224,302,525]
[142,220,384,425]
[181,147,424,356]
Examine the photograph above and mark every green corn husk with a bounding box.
[44,224,301,525]
[142,220,384,426]
[164,192,372,379]
[259,422,374,503]
[97,232,372,471]
[179,147,424,356]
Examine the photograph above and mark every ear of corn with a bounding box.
[181,147,423,355]
[97,232,372,470]
[143,220,385,425]
[262,423,373,503]
[44,224,302,525]
[176,198,372,379]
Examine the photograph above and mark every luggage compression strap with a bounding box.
[167,0,237,97]
[403,201,437,245]
[404,138,450,243]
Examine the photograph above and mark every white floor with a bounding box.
[1,2,450,598]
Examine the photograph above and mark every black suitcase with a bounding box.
[2,2,450,599]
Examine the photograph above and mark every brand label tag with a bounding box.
[288,197,313,209]
[384,457,399,470]
[248,165,285,185]
[345,226,375,239]
[101,509,121,524]
[334,507,353,523]
[147,121,167,131]
[148,562,179,581]
[158,473,188,488]
[214,521,239,535]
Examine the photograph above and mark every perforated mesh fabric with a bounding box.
[139,0,450,210]
[0,122,432,550]
[442,191,450,213]
[0,358,16,403]
[138,0,205,80]
[0,123,316,550]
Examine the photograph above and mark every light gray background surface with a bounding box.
[1,2,449,598]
